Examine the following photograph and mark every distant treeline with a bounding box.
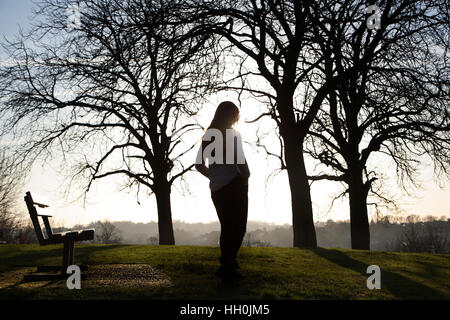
[1,215,448,254]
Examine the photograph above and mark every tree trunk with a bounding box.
[154,179,175,245]
[285,146,317,248]
[348,168,370,250]
[277,92,317,248]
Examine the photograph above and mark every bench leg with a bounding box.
[23,241,86,282]
[62,240,74,271]
[69,241,74,265]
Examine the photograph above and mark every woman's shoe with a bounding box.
[221,268,244,282]
[215,265,225,278]
[216,265,243,279]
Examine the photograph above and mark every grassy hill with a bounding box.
[0,244,448,300]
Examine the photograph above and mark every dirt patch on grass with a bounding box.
[85,264,172,287]
[0,264,172,289]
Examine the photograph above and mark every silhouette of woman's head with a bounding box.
[208,101,240,131]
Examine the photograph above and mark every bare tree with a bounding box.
[242,232,272,247]
[95,219,122,244]
[394,216,449,254]
[0,0,222,244]
[304,0,450,249]
[422,217,449,254]
[0,148,23,243]
[147,236,158,245]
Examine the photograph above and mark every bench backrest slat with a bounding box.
[24,192,46,245]
[41,216,53,238]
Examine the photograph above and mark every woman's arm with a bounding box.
[195,163,210,178]
[237,160,250,178]
[235,130,250,178]
[195,141,210,178]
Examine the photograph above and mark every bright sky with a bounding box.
[1,0,449,227]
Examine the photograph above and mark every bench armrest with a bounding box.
[38,214,53,217]
[33,201,49,208]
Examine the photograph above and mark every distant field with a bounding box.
[0,244,448,299]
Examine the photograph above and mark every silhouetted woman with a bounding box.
[195,101,250,281]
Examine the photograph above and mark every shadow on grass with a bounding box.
[311,247,447,299]
[414,258,450,281]
[0,245,128,298]
[2,278,61,291]
[2,244,124,270]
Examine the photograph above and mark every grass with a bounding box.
[0,244,449,300]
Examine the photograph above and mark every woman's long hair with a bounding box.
[208,101,240,131]
[202,101,240,162]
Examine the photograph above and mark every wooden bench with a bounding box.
[24,191,95,281]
